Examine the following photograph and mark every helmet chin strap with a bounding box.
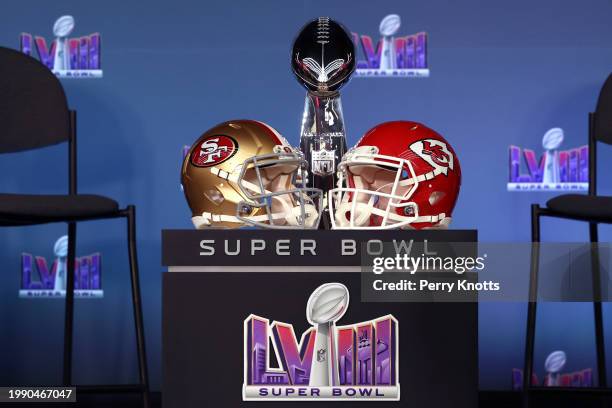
[192,203,319,229]
[192,211,293,229]
[192,167,318,228]
[271,201,319,227]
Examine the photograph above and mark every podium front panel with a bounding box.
[162,230,477,407]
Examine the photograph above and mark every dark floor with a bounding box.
[481,390,612,408]
[0,393,161,408]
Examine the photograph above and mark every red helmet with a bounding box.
[329,121,461,229]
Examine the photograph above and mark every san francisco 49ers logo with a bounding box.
[190,135,238,167]
[410,139,454,175]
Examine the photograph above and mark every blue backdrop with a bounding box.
[1,0,611,391]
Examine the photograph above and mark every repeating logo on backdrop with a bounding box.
[243,283,400,401]
[19,15,102,78]
[20,235,103,298]
[512,351,593,389]
[352,14,429,78]
[508,128,588,191]
[190,135,238,167]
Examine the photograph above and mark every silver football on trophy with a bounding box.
[53,15,75,38]
[542,127,564,150]
[544,350,566,374]
[379,14,401,37]
[54,235,69,258]
[291,17,356,94]
[307,282,350,324]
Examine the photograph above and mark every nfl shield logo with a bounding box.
[311,147,335,176]
[317,348,327,362]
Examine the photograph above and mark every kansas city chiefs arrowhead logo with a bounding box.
[410,139,454,175]
[191,135,238,167]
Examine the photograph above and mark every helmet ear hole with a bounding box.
[403,206,415,216]
[204,188,225,205]
[429,191,446,205]
[238,203,254,216]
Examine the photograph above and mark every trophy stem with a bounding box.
[54,256,67,292]
[309,321,338,386]
[542,150,560,184]
[380,35,397,70]
[299,92,347,230]
[299,91,347,192]
[53,37,71,71]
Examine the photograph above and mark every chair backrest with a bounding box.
[594,73,612,145]
[0,46,70,153]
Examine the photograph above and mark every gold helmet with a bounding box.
[181,120,322,229]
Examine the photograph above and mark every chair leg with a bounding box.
[589,222,607,388]
[523,204,541,408]
[126,206,150,408]
[63,222,77,386]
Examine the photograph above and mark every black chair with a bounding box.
[523,74,612,405]
[0,46,150,407]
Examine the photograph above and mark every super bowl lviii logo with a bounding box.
[512,351,593,389]
[508,128,588,191]
[20,236,103,298]
[352,14,429,78]
[243,283,400,401]
[19,15,102,78]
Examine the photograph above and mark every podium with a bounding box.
[162,230,477,407]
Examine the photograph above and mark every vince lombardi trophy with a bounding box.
[541,128,564,184]
[52,16,75,72]
[544,350,566,386]
[292,17,355,216]
[306,283,349,387]
[53,235,69,292]
[379,14,401,70]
